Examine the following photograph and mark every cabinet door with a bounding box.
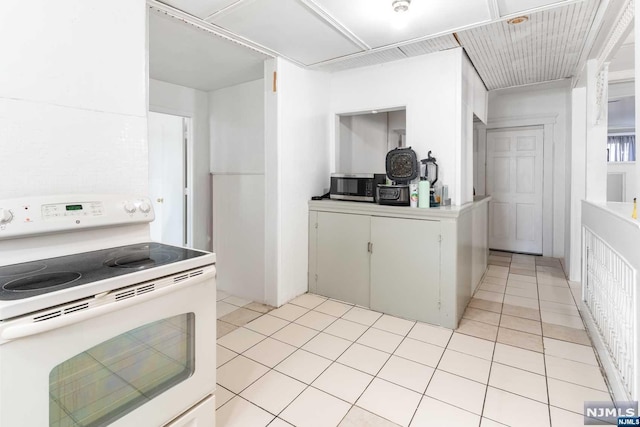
[370,217,440,324]
[316,212,370,307]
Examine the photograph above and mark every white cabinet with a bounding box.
[370,217,440,324]
[309,210,442,325]
[315,212,371,307]
[308,199,490,328]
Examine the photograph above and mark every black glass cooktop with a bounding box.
[0,242,207,301]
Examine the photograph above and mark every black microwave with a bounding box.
[330,173,387,202]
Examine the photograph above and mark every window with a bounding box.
[607,134,636,162]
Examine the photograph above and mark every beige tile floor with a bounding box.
[215,253,612,427]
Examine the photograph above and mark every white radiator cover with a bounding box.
[583,226,636,399]
[581,200,640,401]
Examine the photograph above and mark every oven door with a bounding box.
[0,266,216,427]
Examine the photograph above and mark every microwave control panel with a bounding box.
[365,181,373,196]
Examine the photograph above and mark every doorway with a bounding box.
[486,126,544,254]
[148,111,190,247]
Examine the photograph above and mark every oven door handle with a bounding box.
[1,267,216,341]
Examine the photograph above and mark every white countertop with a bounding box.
[309,196,491,220]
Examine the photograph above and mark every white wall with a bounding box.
[487,81,570,258]
[585,60,609,202]
[608,97,635,129]
[461,54,486,204]
[269,50,486,306]
[607,162,637,202]
[149,79,211,251]
[329,50,463,204]
[564,86,573,276]
[264,60,279,306]
[337,110,407,174]
[210,80,265,174]
[338,113,389,174]
[387,110,407,148]
[209,79,266,302]
[0,0,147,199]
[274,59,331,306]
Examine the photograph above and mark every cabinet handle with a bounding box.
[367,242,373,253]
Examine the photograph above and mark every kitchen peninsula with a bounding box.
[308,196,490,329]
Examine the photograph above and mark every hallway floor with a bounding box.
[214,253,612,427]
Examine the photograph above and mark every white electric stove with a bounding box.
[0,194,216,427]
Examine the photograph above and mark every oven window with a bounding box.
[49,313,195,427]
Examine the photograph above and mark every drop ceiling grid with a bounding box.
[456,0,599,90]
[314,48,408,72]
[398,35,460,57]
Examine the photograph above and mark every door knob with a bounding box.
[157,198,164,203]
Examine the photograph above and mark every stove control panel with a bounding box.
[42,202,104,219]
[0,195,155,240]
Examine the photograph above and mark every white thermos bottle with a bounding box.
[418,178,430,208]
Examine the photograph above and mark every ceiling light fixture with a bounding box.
[507,16,529,25]
[392,0,411,13]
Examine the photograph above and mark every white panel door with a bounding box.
[148,111,185,247]
[487,128,543,254]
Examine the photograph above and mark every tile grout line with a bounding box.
[406,330,456,426]
[226,302,401,425]
[533,259,555,427]
[218,255,607,427]
[218,301,348,424]
[268,304,403,426]
[477,258,508,425]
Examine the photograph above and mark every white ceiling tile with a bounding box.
[158,0,239,19]
[148,11,268,91]
[210,0,362,65]
[312,0,492,48]
[497,0,571,16]
[457,0,599,90]
[312,48,407,72]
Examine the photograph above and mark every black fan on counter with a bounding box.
[377,147,418,206]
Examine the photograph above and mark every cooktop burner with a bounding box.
[0,242,206,301]
[104,243,179,270]
[4,272,82,292]
[0,262,47,277]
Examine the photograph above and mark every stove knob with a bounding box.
[0,208,13,224]
[123,202,137,214]
[139,201,151,214]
